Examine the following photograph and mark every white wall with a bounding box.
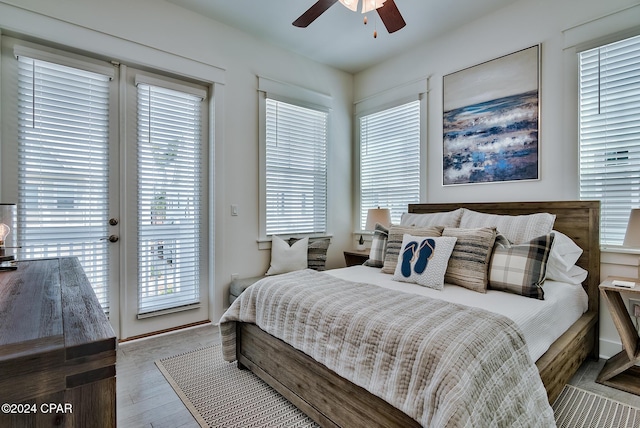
[2,0,639,354]
[354,0,640,358]
[0,0,354,322]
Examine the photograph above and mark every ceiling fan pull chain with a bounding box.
[373,14,378,38]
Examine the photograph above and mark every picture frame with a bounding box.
[442,45,540,185]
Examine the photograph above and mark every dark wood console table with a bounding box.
[0,257,116,427]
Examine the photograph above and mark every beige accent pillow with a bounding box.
[442,227,497,293]
[381,225,443,274]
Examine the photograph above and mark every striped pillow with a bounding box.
[488,234,554,300]
[364,223,389,268]
[443,227,497,293]
[381,225,443,274]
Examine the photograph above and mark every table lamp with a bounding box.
[358,207,391,250]
[0,203,17,271]
[623,208,640,278]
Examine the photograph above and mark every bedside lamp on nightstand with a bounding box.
[623,208,640,278]
[366,207,391,230]
[0,203,17,271]
[358,207,391,250]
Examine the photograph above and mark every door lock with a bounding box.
[109,218,119,226]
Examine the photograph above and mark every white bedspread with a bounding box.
[326,265,588,361]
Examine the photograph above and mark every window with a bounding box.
[136,81,205,315]
[16,54,113,311]
[264,97,328,236]
[579,34,640,245]
[358,100,421,229]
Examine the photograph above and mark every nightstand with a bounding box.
[596,276,640,396]
[343,249,370,267]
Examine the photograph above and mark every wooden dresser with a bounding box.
[0,257,116,427]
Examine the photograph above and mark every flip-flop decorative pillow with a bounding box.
[392,234,457,290]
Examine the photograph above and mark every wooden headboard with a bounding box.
[408,201,601,315]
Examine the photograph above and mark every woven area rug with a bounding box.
[553,384,640,428]
[157,344,640,428]
[155,344,318,428]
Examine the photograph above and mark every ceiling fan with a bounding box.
[293,0,406,35]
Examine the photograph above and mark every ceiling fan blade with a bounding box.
[376,0,406,33]
[293,0,340,28]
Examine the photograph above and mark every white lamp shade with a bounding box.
[365,208,391,230]
[623,209,640,247]
[0,204,16,248]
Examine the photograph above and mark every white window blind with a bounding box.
[359,100,421,229]
[17,56,111,311]
[137,83,202,315]
[265,98,328,236]
[579,34,640,245]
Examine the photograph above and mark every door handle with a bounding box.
[101,235,119,243]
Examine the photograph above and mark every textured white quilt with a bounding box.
[219,269,556,427]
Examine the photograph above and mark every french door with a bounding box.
[1,38,210,339]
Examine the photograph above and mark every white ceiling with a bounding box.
[165,0,521,74]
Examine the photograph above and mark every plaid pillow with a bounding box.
[488,233,554,300]
[364,224,388,268]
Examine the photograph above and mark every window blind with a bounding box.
[359,100,421,229]
[265,98,328,236]
[579,34,640,245]
[137,83,202,315]
[17,56,111,311]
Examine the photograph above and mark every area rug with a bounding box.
[157,344,640,428]
[553,384,640,428]
[155,344,318,428]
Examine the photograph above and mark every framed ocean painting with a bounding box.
[443,45,540,185]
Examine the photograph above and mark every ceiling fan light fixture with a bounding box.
[338,0,359,12]
[361,0,386,13]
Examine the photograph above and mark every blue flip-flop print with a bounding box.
[414,238,435,274]
[401,241,419,277]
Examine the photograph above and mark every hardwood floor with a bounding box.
[117,323,220,427]
[116,323,640,427]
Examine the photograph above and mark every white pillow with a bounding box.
[548,230,583,272]
[266,236,308,275]
[459,209,555,244]
[546,263,588,285]
[392,234,457,290]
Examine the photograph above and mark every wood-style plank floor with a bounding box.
[116,323,640,427]
[117,324,220,428]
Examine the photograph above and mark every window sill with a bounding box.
[601,246,640,255]
[257,234,333,250]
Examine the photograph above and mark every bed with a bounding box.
[221,201,600,427]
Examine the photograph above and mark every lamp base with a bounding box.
[0,255,16,271]
[0,261,17,271]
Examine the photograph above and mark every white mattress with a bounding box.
[325,265,588,362]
